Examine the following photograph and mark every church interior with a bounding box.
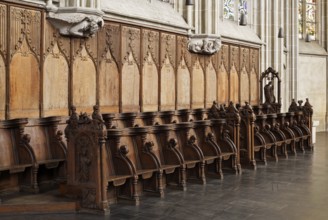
[0,0,327,219]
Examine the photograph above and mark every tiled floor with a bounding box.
[2,132,328,220]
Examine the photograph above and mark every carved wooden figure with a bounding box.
[64,107,109,214]
[238,103,257,169]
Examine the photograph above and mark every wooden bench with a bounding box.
[289,99,313,151]
[149,124,186,190]
[209,119,238,177]
[208,101,242,172]
[0,118,35,195]
[24,116,67,192]
[172,122,206,184]
[255,115,278,162]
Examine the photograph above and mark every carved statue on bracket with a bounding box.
[188,35,222,55]
[48,13,104,38]
[260,67,281,114]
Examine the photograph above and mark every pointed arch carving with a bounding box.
[99,48,120,113]
[160,54,175,111]
[43,42,69,116]
[250,67,259,105]
[0,53,5,119]
[122,26,141,68]
[142,52,159,112]
[218,63,229,104]
[206,60,217,108]
[177,56,191,110]
[101,23,121,67]
[72,45,96,112]
[0,4,7,57]
[122,52,140,112]
[191,58,205,109]
[9,37,40,118]
[161,33,176,69]
[240,66,250,104]
[10,7,41,60]
[230,64,239,104]
[142,29,159,68]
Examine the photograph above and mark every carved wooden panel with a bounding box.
[9,38,40,118]
[160,55,175,111]
[122,26,141,68]
[218,44,229,73]
[122,52,140,112]
[240,47,250,73]
[72,44,96,112]
[43,42,69,116]
[205,60,217,108]
[177,57,190,109]
[0,2,5,119]
[99,23,121,67]
[44,20,70,62]
[0,54,5,119]
[230,65,239,104]
[250,48,259,105]
[191,59,205,109]
[142,29,159,68]
[250,68,259,105]
[99,49,120,113]
[98,23,121,113]
[10,7,41,60]
[160,33,176,69]
[177,36,191,71]
[230,45,240,72]
[250,48,259,75]
[218,64,229,104]
[0,4,7,57]
[240,67,250,104]
[142,52,159,112]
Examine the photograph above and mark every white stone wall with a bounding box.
[298,55,327,131]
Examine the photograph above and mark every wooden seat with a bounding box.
[0,118,35,195]
[255,115,278,162]
[24,116,67,192]
[209,119,238,178]
[172,122,206,184]
[150,124,186,190]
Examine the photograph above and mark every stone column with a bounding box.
[187,1,193,33]
[96,0,101,9]
[46,0,53,7]
[204,0,212,34]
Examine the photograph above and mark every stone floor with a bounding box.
[2,132,328,220]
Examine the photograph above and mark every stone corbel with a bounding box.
[46,4,104,38]
[187,34,222,55]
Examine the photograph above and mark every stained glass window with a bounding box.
[239,0,247,15]
[298,0,317,39]
[224,0,235,20]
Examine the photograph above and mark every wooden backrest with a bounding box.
[25,116,66,162]
[149,124,183,166]
[0,118,34,168]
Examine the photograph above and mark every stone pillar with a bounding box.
[204,0,212,34]
[96,0,101,9]
[46,0,53,7]
[187,1,193,31]
[312,120,319,143]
